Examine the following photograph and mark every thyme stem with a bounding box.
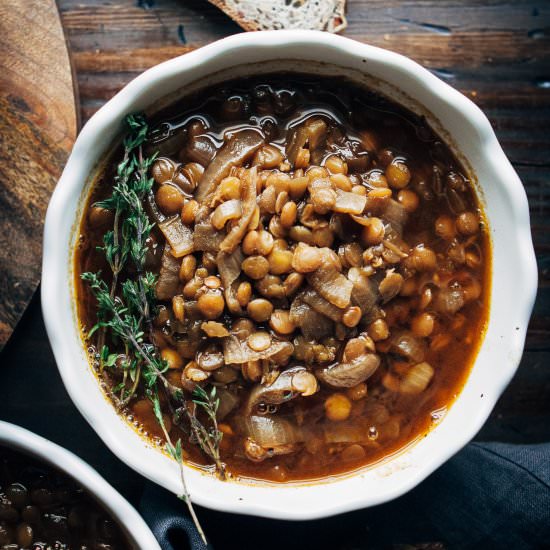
[81,114,221,546]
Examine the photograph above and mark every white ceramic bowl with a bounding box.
[42,30,537,519]
[0,421,160,549]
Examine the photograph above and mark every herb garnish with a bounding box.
[81,114,223,545]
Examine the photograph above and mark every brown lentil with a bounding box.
[325,155,347,174]
[156,185,185,215]
[269,309,296,335]
[411,312,435,337]
[346,383,368,401]
[324,393,352,422]
[386,160,411,189]
[197,291,225,319]
[283,272,304,295]
[236,281,253,307]
[247,298,274,322]
[280,201,298,227]
[88,206,114,229]
[161,348,183,370]
[242,255,270,279]
[268,249,294,275]
[397,189,419,212]
[456,211,480,235]
[342,306,362,328]
[181,199,199,225]
[366,170,388,188]
[172,295,185,322]
[248,331,272,352]
[288,176,309,199]
[362,218,385,246]
[152,157,176,184]
[408,246,437,272]
[435,214,456,240]
[330,173,352,191]
[368,319,390,341]
[292,243,322,273]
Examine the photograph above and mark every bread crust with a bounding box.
[207,0,347,33]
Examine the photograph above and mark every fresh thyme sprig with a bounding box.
[150,389,207,546]
[93,114,154,371]
[81,114,224,546]
[191,386,225,476]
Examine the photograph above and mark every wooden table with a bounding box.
[1,0,549,543]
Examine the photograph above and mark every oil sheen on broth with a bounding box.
[76,74,489,483]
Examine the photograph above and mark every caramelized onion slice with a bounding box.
[245,366,318,414]
[348,267,378,315]
[400,362,434,394]
[220,167,258,254]
[243,416,302,448]
[290,296,333,340]
[217,248,243,287]
[216,387,240,420]
[308,266,353,309]
[155,245,181,300]
[381,199,408,236]
[201,321,230,338]
[350,214,373,227]
[289,295,310,324]
[211,199,242,230]
[301,288,343,322]
[217,247,245,314]
[193,218,224,252]
[316,353,380,388]
[333,190,367,215]
[434,285,465,315]
[379,270,404,303]
[158,216,194,258]
[286,117,327,166]
[390,331,426,363]
[223,334,293,365]
[195,129,264,204]
[244,439,297,462]
[324,422,366,444]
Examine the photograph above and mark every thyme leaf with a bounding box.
[191,386,226,479]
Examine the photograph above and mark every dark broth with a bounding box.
[75,74,489,483]
[0,446,132,549]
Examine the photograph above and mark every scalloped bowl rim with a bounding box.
[41,30,537,520]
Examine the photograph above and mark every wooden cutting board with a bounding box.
[0,0,78,350]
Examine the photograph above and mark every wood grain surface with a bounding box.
[0,0,78,350]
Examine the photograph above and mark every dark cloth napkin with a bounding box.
[139,442,550,550]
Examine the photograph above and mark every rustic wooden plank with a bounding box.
[71,45,194,73]
[0,0,77,350]
[59,0,549,40]
[69,39,550,75]
[59,0,241,51]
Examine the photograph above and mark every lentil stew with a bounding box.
[75,74,489,483]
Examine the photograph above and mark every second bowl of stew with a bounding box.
[43,31,537,518]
